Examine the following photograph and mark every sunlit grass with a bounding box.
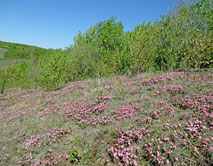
[0,69,212,165]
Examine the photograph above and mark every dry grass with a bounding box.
[0,69,212,166]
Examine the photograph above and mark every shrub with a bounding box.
[39,54,72,91]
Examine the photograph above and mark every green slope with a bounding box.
[0,41,53,60]
[0,48,7,59]
[0,41,56,68]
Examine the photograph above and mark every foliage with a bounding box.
[70,147,82,163]
[39,54,73,90]
[67,0,212,76]
[0,0,212,92]
[4,62,33,89]
[0,41,54,60]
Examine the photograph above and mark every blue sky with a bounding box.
[0,0,176,49]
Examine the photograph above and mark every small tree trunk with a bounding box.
[1,71,6,94]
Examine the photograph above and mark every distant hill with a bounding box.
[0,41,59,69]
[0,48,7,59]
[0,41,54,60]
[0,40,40,50]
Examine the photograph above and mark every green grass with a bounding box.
[0,69,212,166]
[0,47,30,68]
[0,59,32,68]
[0,48,7,59]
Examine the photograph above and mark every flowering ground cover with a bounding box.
[0,69,212,165]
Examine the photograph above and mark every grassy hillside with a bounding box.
[0,59,33,68]
[0,41,46,59]
[0,69,212,165]
[0,48,7,59]
[0,41,55,69]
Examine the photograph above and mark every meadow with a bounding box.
[0,48,7,59]
[0,69,212,165]
[0,0,212,165]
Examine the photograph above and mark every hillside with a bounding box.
[0,41,52,60]
[0,40,39,49]
[0,69,212,165]
[0,41,56,69]
[0,48,7,59]
[0,0,212,165]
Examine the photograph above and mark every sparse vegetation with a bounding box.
[0,0,212,165]
[0,69,212,165]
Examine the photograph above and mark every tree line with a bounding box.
[0,0,212,92]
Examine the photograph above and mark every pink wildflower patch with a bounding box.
[107,129,142,166]
[142,137,177,165]
[143,74,174,85]
[23,128,69,149]
[112,103,139,120]
[64,100,111,126]
[101,95,112,101]
[166,85,184,94]
[37,108,50,117]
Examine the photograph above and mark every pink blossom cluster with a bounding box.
[20,94,31,99]
[144,75,173,85]
[37,108,50,117]
[37,104,60,118]
[153,88,165,96]
[33,152,69,166]
[5,97,61,122]
[101,95,112,101]
[181,92,213,119]
[44,128,69,143]
[185,119,207,134]
[64,100,111,126]
[107,129,142,165]
[17,152,32,166]
[45,96,55,105]
[131,88,139,95]
[93,102,109,114]
[154,101,165,107]
[140,95,150,100]
[0,154,9,165]
[164,119,212,156]
[166,85,184,94]
[151,105,175,119]
[104,85,112,90]
[86,115,112,126]
[170,95,180,106]
[64,101,89,119]
[169,72,185,79]
[111,103,139,120]
[143,137,177,165]
[24,135,43,149]
[6,112,21,122]
[138,116,153,124]
[64,101,107,118]
[24,128,69,149]
[207,81,213,85]
[126,79,138,86]
[123,77,139,86]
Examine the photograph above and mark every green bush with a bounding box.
[6,62,33,89]
[39,54,73,91]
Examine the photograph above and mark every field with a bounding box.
[0,59,33,69]
[0,48,7,59]
[0,47,32,69]
[0,69,212,166]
